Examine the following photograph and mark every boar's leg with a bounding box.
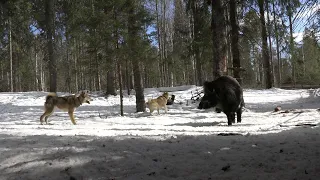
[236,108,242,123]
[226,112,235,126]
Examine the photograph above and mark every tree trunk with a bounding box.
[288,9,296,87]
[9,16,13,92]
[94,48,100,91]
[106,43,116,95]
[127,0,145,112]
[118,61,123,116]
[188,13,196,85]
[40,56,45,91]
[91,0,100,91]
[258,0,272,89]
[273,2,281,87]
[125,58,131,95]
[106,7,117,96]
[225,9,232,76]
[191,1,202,85]
[66,32,71,92]
[106,61,116,95]
[266,0,274,87]
[162,0,168,87]
[155,0,163,87]
[74,39,79,91]
[45,0,57,92]
[229,0,242,85]
[35,50,38,90]
[114,7,123,115]
[211,0,227,79]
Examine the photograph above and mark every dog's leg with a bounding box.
[164,105,168,114]
[150,107,153,113]
[68,109,77,125]
[157,107,160,115]
[40,107,54,125]
[40,113,46,125]
[44,109,54,124]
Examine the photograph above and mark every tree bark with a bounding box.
[45,0,57,92]
[66,31,71,92]
[191,1,203,85]
[229,0,242,85]
[35,50,38,90]
[162,0,168,87]
[266,1,274,87]
[114,7,123,115]
[106,56,116,95]
[74,39,79,91]
[118,61,123,116]
[9,16,13,92]
[211,0,227,79]
[288,8,296,87]
[272,2,281,87]
[125,58,131,95]
[106,6,117,96]
[258,0,272,89]
[127,0,145,112]
[156,0,163,87]
[94,48,100,91]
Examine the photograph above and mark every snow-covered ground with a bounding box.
[0,87,319,180]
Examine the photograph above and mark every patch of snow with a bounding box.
[0,87,320,179]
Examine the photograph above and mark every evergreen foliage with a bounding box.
[0,0,319,97]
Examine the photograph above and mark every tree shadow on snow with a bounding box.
[245,95,320,113]
[167,121,220,127]
[1,124,320,180]
[0,103,138,123]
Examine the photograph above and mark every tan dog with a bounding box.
[40,91,91,125]
[146,92,169,114]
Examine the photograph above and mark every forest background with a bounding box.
[0,0,319,97]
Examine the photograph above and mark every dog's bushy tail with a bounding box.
[44,92,57,109]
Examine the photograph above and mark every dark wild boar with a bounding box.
[198,76,244,126]
[166,95,175,105]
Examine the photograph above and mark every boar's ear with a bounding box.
[203,81,211,88]
[203,81,210,94]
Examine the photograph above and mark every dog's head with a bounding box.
[162,92,169,100]
[146,98,152,103]
[79,90,91,104]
